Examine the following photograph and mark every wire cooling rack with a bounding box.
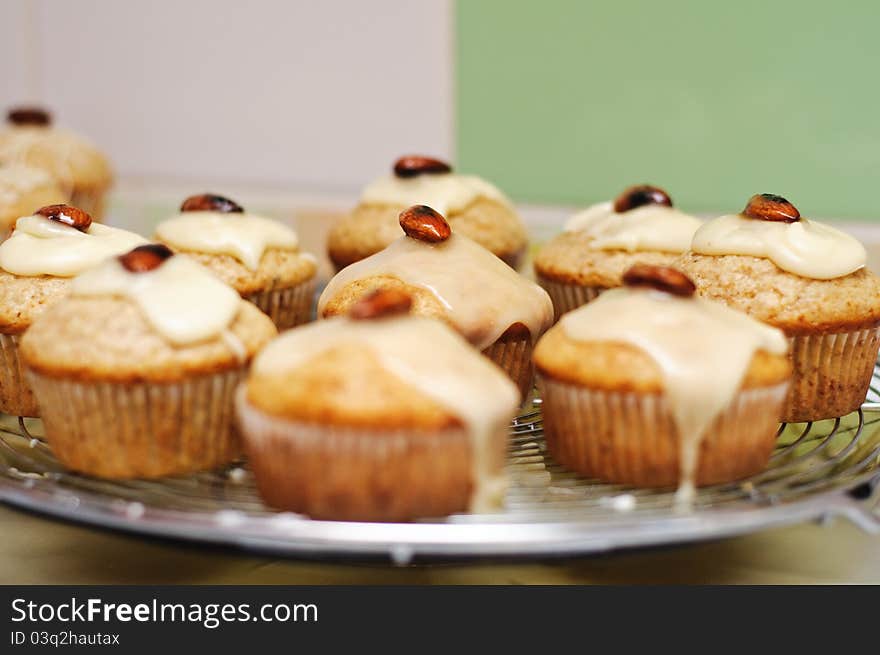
[1,367,879,563]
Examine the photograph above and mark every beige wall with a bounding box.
[0,0,454,192]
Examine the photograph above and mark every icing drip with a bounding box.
[564,201,702,253]
[221,330,248,364]
[319,233,553,350]
[155,211,300,270]
[360,173,511,215]
[0,215,146,277]
[690,213,866,280]
[253,316,520,511]
[559,287,788,506]
[71,255,241,346]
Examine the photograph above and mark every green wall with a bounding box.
[457,0,880,219]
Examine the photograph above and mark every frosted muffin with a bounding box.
[319,205,553,398]
[0,163,67,237]
[535,264,791,505]
[21,245,277,478]
[0,205,145,416]
[679,193,880,422]
[0,107,113,220]
[534,185,702,319]
[327,155,527,270]
[155,193,317,330]
[237,288,519,521]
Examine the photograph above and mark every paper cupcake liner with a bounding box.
[785,327,880,422]
[537,374,789,487]
[27,368,246,478]
[0,333,39,417]
[245,278,315,331]
[536,275,605,321]
[482,334,535,399]
[236,388,496,521]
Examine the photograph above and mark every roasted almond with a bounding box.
[7,106,51,127]
[118,244,174,273]
[742,193,800,223]
[399,205,451,243]
[622,264,696,297]
[35,204,92,232]
[613,184,673,213]
[349,288,413,320]
[180,193,244,213]
[393,155,452,178]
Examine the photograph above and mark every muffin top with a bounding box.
[681,194,880,333]
[0,205,145,277]
[246,288,520,511]
[0,162,67,228]
[0,107,113,191]
[691,193,865,280]
[319,205,553,349]
[360,155,512,216]
[21,245,276,382]
[535,264,790,503]
[563,184,702,253]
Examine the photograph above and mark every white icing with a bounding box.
[318,233,553,350]
[560,287,788,506]
[0,215,146,277]
[691,213,866,280]
[71,255,241,346]
[564,201,702,253]
[360,173,511,215]
[155,211,300,270]
[253,316,520,512]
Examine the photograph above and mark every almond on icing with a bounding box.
[0,214,146,277]
[564,200,702,253]
[155,209,301,271]
[252,315,520,511]
[360,172,512,216]
[318,231,553,350]
[559,280,788,506]
[71,253,241,346]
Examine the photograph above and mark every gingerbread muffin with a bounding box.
[0,107,113,220]
[0,204,145,416]
[535,265,791,505]
[319,205,553,398]
[327,156,527,270]
[155,193,317,330]
[0,162,67,237]
[534,184,702,319]
[21,245,277,478]
[237,288,519,521]
[679,193,880,422]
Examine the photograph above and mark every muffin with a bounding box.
[237,287,519,521]
[0,204,145,416]
[0,162,67,237]
[535,264,791,505]
[319,205,554,398]
[0,107,113,220]
[679,193,880,422]
[155,193,317,330]
[327,155,528,270]
[20,245,277,478]
[534,184,702,319]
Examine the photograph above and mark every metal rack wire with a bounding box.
[0,365,878,562]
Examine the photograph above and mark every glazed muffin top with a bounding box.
[679,193,880,333]
[0,162,67,230]
[244,288,519,511]
[327,155,528,268]
[0,107,113,191]
[154,193,317,294]
[319,205,553,349]
[21,245,276,382]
